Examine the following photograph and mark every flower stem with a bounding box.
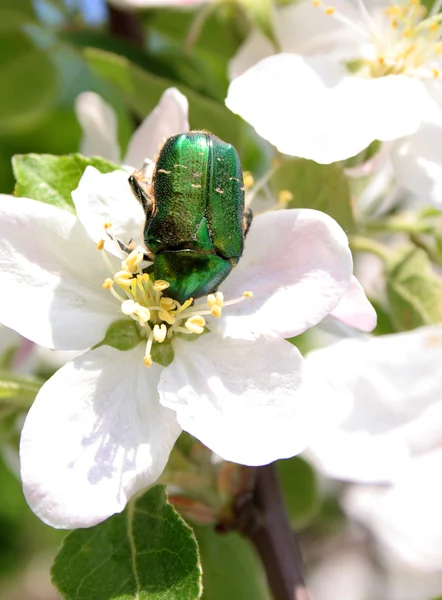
[232,464,310,600]
[348,235,391,262]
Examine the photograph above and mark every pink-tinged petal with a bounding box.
[124,88,189,168]
[74,92,121,163]
[306,326,442,484]
[330,275,377,332]
[0,195,120,350]
[390,115,442,210]
[226,53,427,163]
[72,167,146,258]
[159,333,332,466]
[220,209,353,339]
[21,345,181,529]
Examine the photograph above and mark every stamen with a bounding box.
[97,239,105,250]
[185,316,206,335]
[122,249,144,273]
[153,324,167,343]
[103,222,112,229]
[153,280,170,291]
[102,278,113,290]
[114,270,133,287]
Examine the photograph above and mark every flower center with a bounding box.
[97,230,252,367]
[315,0,442,79]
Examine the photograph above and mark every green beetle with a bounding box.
[129,131,252,304]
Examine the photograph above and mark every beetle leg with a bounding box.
[243,208,253,237]
[106,231,155,262]
[128,170,156,219]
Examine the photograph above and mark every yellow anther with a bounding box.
[391,18,398,29]
[207,292,224,308]
[102,278,113,290]
[153,324,167,343]
[429,20,438,32]
[160,296,175,306]
[97,239,105,250]
[159,310,176,325]
[436,43,442,54]
[144,355,152,367]
[243,291,253,298]
[403,27,413,37]
[243,171,255,189]
[103,222,113,229]
[433,68,440,78]
[211,305,222,318]
[153,280,170,291]
[114,270,133,286]
[378,56,385,64]
[325,6,336,15]
[278,190,293,205]
[185,315,206,335]
[312,0,321,6]
[122,249,143,273]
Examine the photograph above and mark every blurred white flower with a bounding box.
[345,470,442,573]
[305,326,442,484]
[226,0,442,208]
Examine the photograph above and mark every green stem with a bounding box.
[349,235,391,262]
[365,219,434,235]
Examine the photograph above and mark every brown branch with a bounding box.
[219,463,310,600]
[107,4,144,46]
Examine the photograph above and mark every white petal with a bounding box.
[159,333,330,466]
[226,54,427,163]
[20,345,181,529]
[275,0,365,60]
[0,195,119,350]
[72,166,146,258]
[306,326,442,483]
[74,92,121,163]
[124,88,189,168]
[220,209,353,339]
[390,114,442,209]
[228,29,274,80]
[344,477,442,571]
[329,275,377,332]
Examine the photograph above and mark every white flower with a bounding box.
[226,0,442,207]
[304,326,442,484]
[75,86,189,168]
[344,470,442,572]
[0,153,376,528]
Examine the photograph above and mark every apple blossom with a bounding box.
[0,155,374,528]
[305,326,442,484]
[226,0,442,208]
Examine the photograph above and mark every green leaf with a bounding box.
[386,246,442,330]
[84,48,244,150]
[0,0,35,32]
[271,158,355,232]
[0,373,42,409]
[0,32,58,134]
[193,525,270,600]
[12,153,121,212]
[237,0,278,48]
[97,320,142,352]
[276,456,319,529]
[52,486,202,600]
